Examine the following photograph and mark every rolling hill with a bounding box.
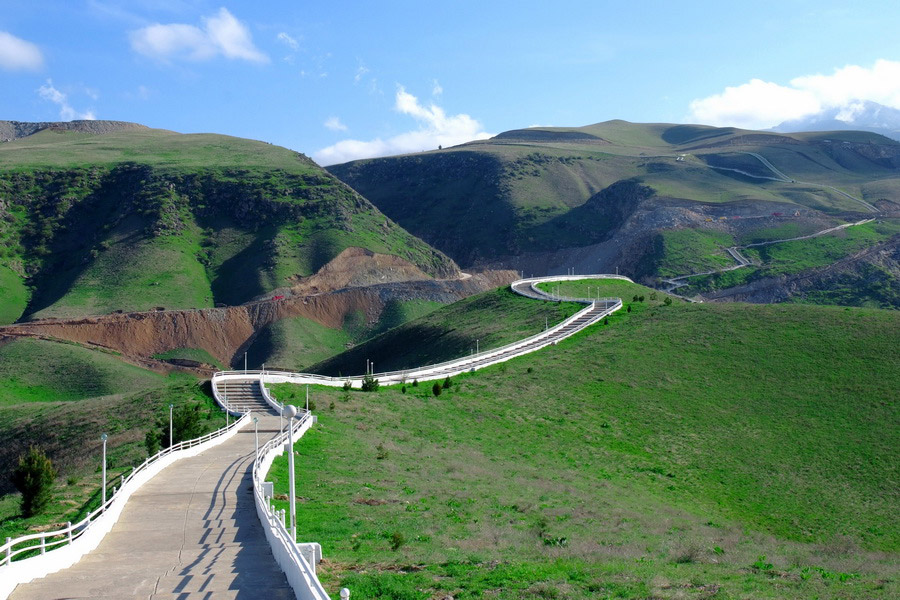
[0,121,459,324]
[328,120,900,306]
[269,280,900,599]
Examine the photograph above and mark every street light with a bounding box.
[244,351,248,373]
[283,404,298,541]
[168,404,173,448]
[253,416,259,458]
[100,433,108,511]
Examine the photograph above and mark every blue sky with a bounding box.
[2,1,900,165]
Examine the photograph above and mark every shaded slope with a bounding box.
[0,126,458,322]
[328,120,900,290]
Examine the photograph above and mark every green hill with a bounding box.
[269,282,899,599]
[328,121,900,305]
[0,125,457,323]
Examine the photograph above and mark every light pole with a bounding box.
[476,339,479,354]
[283,404,298,541]
[101,433,108,511]
[168,404,173,448]
[244,351,247,373]
[305,385,309,413]
[253,416,259,458]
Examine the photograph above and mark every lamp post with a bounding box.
[283,404,298,541]
[168,404,173,448]
[101,433,108,511]
[305,385,309,413]
[253,416,259,458]
[476,339,479,354]
[244,351,247,373]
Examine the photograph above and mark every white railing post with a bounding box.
[67,522,72,544]
[40,536,45,555]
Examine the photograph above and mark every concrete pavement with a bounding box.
[10,413,291,600]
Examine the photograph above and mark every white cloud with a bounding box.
[432,79,443,96]
[314,86,492,165]
[324,116,347,131]
[688,60,900,129]
[0,31,44,71]
[37,80,96,121]
[277,32,299,51]
[354,63,370,83]
[130,8,267,63]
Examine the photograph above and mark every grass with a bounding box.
[0,263,28,324]
[642,228,736,278]
[0,338,168,405]
[267,286,898,598]
[681,220,900,303]
[308,287,582,376]
[0,353,226,543]
[0,129,458,320]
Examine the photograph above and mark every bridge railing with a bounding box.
[0,414,250,598]
[252,411,329,600]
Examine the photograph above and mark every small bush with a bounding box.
[401,385,406,394]
[432,382,442,397]
[663,296,673,306]
[604,317,609,325]
[361,374,380,392]
[650,292,658,301]
[638,295,645,302]
[526,367,533,374]
[145,429,161,457]
[442,376,452,389]
[329,401,335,411]
[412,379,419,387]
[12,446,57,517]
[632,295,639,302]
[389,531,406,551]
[376,443,389,460]
[627,304,632,313]
[342,380,352,391]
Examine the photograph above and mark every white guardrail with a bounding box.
[0,413,250,599]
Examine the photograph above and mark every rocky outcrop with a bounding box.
[0,120,147,141]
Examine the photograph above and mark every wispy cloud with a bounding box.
[277,32,299,51]
[432,79,443,96]
[354,63,370,83]
[130,8,268,63]
[38,80,96,121]
[688,59,900,129]
[0,31,44,71]
[314,86,491,165]
[324,116,347,132]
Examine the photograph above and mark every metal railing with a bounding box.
[252,408,329,600]
[0,414,250,568]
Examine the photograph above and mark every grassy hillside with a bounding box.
[269,285,899,598]
[308,287,583,376]
[328,121,899,302]
[0,127,457,322]
[0,337,226,540]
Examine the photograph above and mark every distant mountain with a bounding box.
[774,100,900,141]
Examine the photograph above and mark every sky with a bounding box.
[2,1,900,165]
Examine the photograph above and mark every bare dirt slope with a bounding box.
[1,269,515,369]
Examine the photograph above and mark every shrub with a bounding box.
[401,385,407,394]
[432,382,442,397]
[663,296,673,306]
[638,295,645,302]
[145,429,161,457]
[160,402,206,449]
[329,401,335,410]
[389,531,406,551]
[342,380,352,391]
[361,374,380,392]
[376,443,389,460]
[412,379,419,387]
[627,304,632,313]
[442,376,452,389]
[650,292,658,301]
[12,446,57,517]
[632,295,638,301]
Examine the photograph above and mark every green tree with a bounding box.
[12,446,57,517]
[442,376,452,389]
[361,374,380,392]
[432,382,442,397]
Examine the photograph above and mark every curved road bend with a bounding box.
[10,412,290,600]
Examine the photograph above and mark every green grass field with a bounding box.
[0,338,168,405]
[0,264,28,324]
[267,282,899,599]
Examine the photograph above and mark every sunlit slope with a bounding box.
[0,127,457,322]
